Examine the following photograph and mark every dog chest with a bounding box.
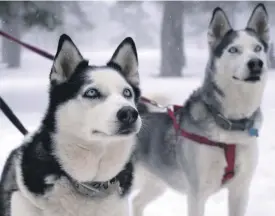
[189,144,227,192]
[192,141,258,193]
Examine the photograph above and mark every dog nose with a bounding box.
[117,106,138,125]
[247,58,263,75]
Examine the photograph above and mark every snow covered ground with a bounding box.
[1,48,274,216]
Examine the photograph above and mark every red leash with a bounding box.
[0,30,55,61]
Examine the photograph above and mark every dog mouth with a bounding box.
[117,128,135,135]
[244,76,261,82]
[92,130,109,136]
[233,76,261,82]
[92,128,136,136]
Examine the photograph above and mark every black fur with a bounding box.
[107,36,140,102]
[86,63,141,104]
[112,161,134,197]
[44,60,89,132]
[212,29,269,59]
[106,62,141,104]
[0,149,19,216]
[21,132,63,195]
[245,28,269,52]
[212,30,238,58]
[109,37,138,65]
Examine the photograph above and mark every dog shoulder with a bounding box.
[10,131,63,200]
[0,132,40,213]
[20,136,63,196]
[0,147,21,215]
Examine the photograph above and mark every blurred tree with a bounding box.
[0,1,92,69]
[0,1,62,68]
[160,1,185,77]
[186,1,243,37]
[110,1,186,77]
[68,2,94,30]
[57,1,94,36]
[109,1,156,48]
[270,43,275,68]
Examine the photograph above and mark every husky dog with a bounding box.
[0,34,142,216]
[133,4,269,216]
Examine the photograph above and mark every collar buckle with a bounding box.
[216,114,233,130]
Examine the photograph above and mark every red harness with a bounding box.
[141,96,236,185]
[167,105,236,184]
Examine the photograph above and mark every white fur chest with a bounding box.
[186,142,227,195]
[185,135,258,197]
[53,134,135,182]
[14,165,129,216]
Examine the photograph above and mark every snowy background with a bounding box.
[1,1,275,216]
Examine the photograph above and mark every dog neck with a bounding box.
[201,73,265,120]
[52,132,135,183]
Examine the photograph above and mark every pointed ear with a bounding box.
[50,34,84,83]
[208,7,232,47]
[107,37,139,87]
[246,3,269,44]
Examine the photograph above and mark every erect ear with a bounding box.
[246,3,269,44]
[50,34,84,84]
[107,37,139,87]
[208,7,232,47]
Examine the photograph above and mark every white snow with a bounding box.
[1,48,274,216]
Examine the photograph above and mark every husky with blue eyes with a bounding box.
[132,3,270,216]
[0,34,142,216]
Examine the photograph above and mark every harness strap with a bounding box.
[167,105,236,184]
[222,145,236,184]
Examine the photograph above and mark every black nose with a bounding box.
[117,106,138,125]
[247,58,263,75]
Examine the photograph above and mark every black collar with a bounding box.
[67,161,133,198]
[203,102,257,131]
[68,177,120,198]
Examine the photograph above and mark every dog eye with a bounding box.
[123,88,132,98]
[228,46,239,54]
[254,45,262,53]
[83,88,100,99]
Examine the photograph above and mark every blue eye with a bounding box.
[228,46,239,54]
[123,88,132,98]
[254,45,262,52]
[83,88,100,99]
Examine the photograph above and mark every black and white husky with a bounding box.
[133,3,270,216]
[0,34,142,216]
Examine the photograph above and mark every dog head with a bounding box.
[47,35,142,143]
[207,3,269,85]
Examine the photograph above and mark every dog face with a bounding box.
[48,35,142,142]
[208,4,269,84]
